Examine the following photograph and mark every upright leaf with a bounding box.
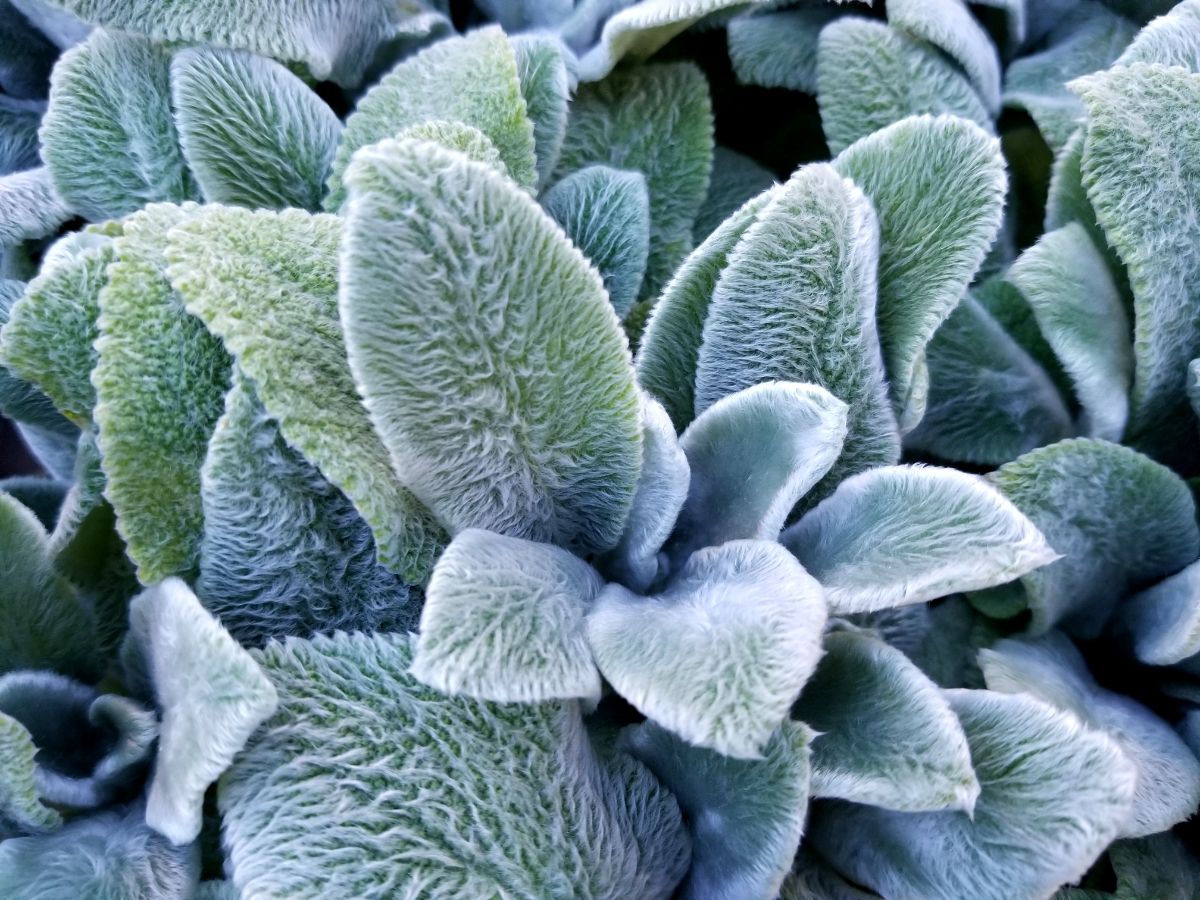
[1117,0,1200,69]
[887,0,1002,113]
[513,34,570,188]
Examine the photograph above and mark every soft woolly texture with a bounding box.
[980,632,1200,838]
[1118,560,1200,666]
[783,465,1056,614]
[668,382,847,565]
[0,167,71,248]
[220,631,690,899]
[541,165,650,317]
[512,34,570,188]
[340,138,641,556]
[986,437,1200,636]
[691,147,775,245]
[1118,0,1200,68]
[1007,222,1133,441]
[1058,833,1200,899]
[0,281,79,445]
[39,29,197,221]
[171,47,342,212]
[199,375,419,647]
[1074,63,1200,468]
[553,62,713,299]
[0,3,55,99]
[817,18,993,157]
[623,719,812,900]
[795,630,980,813]
[831,115,1007,431]
[728,8,838,94]
[92,202,230,583]
[0,476,66,530]
[413,528,603,702]
[905,296,1074,466]
[886,0,1002,113]
[165,204,445,583]
[809,689,1138,900]
[0,802,199,899]
[395,120,508,176]
[856,596,997,690]
[0,712,60,834]
[636,187,779,430]
[0,96,44,176]
[131,578,278,846]
[587,539,826,759]
[325,27,537,208]
[693,164,898,505]
[9,0,90,51]
[975,274,1077,398]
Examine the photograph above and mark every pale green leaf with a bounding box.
[513,34,570,188]
[0,476,65,530]
[395,119,508,175]
[1117,0,1200,69]
[692,146,775,244]
[887,0,1002,113]
[0,712,59,834]
[729,8,838,94]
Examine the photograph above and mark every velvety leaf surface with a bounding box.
[1117,560,1200,666]
[513,34,569,188]
[0,167,70,247]
[0,712,60,834]
[0,96,43,176]
[691,146,774,244]
[1117,0,1200,69]
[395,120,508,175]
[729,8,838,94]
[887,0,1002,112]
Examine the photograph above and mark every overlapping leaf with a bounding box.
[887,0,1002,113]
[691,147,774,244]
[513,34,569,188]
[729,8,838,94]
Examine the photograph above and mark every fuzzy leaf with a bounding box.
[622,719,812,900]
[0,167,70,247]
[542,164,650,317]
[326,27,536,208]
[0,281,78,450]
[413,528,602,703]
[0,1,55,98]
[832,115,1007,431]
[668,382,847,564]
[818,18,992,157]
[729,8,838,94]
[809,689,1136,900]
[0,96,43,176]
[795,630,980,813]
[396,119,508,174]
[692,146,775,244]
[0,712,59,834]
[981,632,1200,838]
[0,476,65,530]
[40,29,196,221]
[782,465,1057,614]
[887,0,1002,113]
[513,34,570,188]
[1117,561,1200,666]
[171,47,341,212]
[9,0,90,51]
[588,539,826,759]
[1117,0,1200,69]
[986,438,1200,636]
[341,137,640,555]
[554,62,713,299]
[130,578,278,845]
[220,631,690,898]
[93,202,229,582]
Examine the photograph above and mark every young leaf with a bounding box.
[130,578,278,845]
[692,146,775,244]
[622,719,812,900]
[986,438,1200,636]
[541,164,650,317]
[513,34,570,188]
[40,29,196,221]
[340,137,641,555]
[808,689,1136,900]
[413,528,603,703]
[326,27,537,209]
[165,204,444,583]
[0,712,60,834]
[0,167,71,247]
[818,18,992,157]
[668,382,848,565]
[887,0,1002,113]
[554,62,713,299]
[981,632,1200,837]
[784,465,1055,614]
[1117,0,1200,69]
[171,47,342,212]
[587,540,827,759]
[729,8,839,94]
[832,115,1007,431]
[795,630,980,813]
[220,631,690,898]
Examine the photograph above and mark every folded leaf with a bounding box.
[818,18,992,157]
[832,115,1006,431]
[981,632,1200,837]
[795,630,979,813]
[1117,0,1200,69]
[588,539,826,758]
[0,712,59,834]
[669,382,847,564]
[729,8,838,94]
[220,631,690,898]
[513,34,570,188]
[542,165,650,317]
[40,29,196,221]
[554,62,713,299]
[131,578,278,845]
[341,137,640,555]
[692,146,775,244]
[783,465,1056,614]
[622,719,812,900]
[326,27,536,209]
[986,438,1200,636]
[0,167,70,248]
[887,0,1002,113]
[171,47,341,212]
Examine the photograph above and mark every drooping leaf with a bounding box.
[129,578,278,845]
[554,62,713,299]
[691,146,775,244]
[587,539,826,759]
[326,27,537,208]
[1117,560,1200,667]
[818,18,992,157]
[40,29,196,221]
[985,438,1200,636]
[340,137,640,555]
[729,8,838,94]
[795,630,979,813]
[622,719,812,900]
[513,34,570,188]
[981,632,1200,837]
[171,47,341,212]
[0,712,60,834]
[1117,0,1200,69]
[541,164,650,317]
[831,115,1007,431]
[886,0,1001,113]
[220,631,690,898]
